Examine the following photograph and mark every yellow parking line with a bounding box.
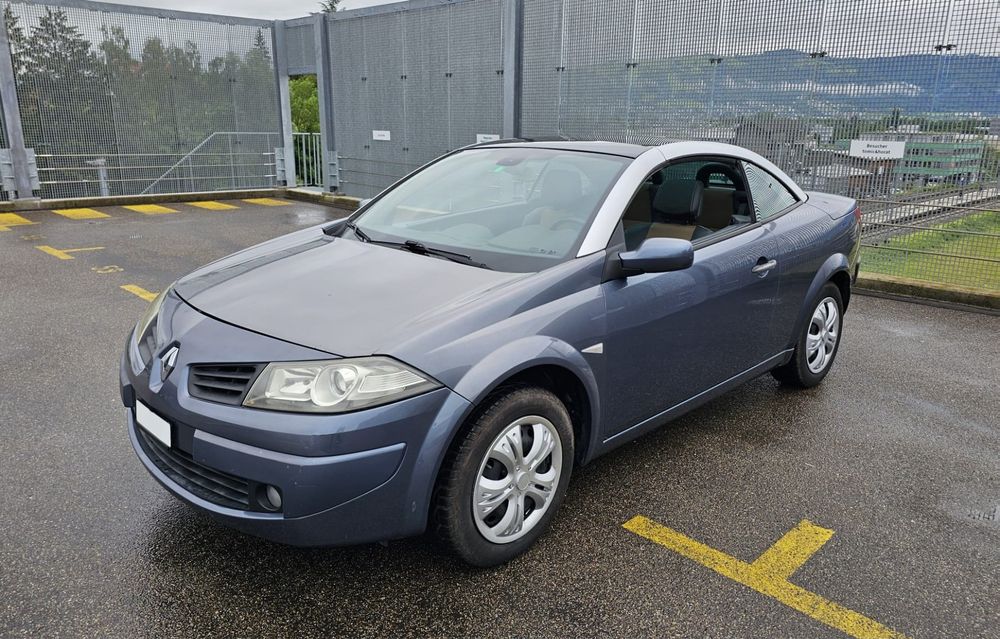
[0,213,35,231]
[36,245,104,260]
[51,207,111,220]
[124,204,178,215]
[187,200,239,210]
[121,284,158,302]
[752,519,835,581]
[242,197,291,207]
[623,516,909,639]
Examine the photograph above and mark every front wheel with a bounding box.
[433,387,574,567]
[772,282,844,388]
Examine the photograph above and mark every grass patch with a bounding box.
[861,210,1000,290]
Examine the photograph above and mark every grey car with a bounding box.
[121,140,861,566]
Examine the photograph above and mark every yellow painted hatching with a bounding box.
[187,200,239,211]
[51,208,111,220]
[0,213,35,231]
[124,204,178,215]
[242,198,291,207]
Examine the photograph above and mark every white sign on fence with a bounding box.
[476,134,500,143]
[849,140,906,160]
[372,130,391,141]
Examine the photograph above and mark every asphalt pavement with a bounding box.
[1,199,997,638]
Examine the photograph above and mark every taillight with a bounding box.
[853,205,862,223]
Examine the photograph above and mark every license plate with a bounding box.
[136,401,171,447]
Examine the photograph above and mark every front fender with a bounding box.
[787,253,851,350]
[452,335,602,457]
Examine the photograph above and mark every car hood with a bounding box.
[174,228,528,357]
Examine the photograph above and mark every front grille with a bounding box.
[188,364,263,405]
[136,425,251,511]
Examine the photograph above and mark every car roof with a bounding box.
[474,139,650,159]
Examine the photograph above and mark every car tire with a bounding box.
[433,386,574,567]
[771,282,844,388]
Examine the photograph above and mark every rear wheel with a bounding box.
[433,387,574,567]
[772,282,844,388]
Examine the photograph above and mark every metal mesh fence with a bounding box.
[518,0,1000,290]
[327,0,505,199]
[283,20,316,75]
[1,0,280,199]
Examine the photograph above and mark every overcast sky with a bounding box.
[94,0,396,20]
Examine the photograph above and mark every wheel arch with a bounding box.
[787,253,852,350]
[450,337,601,467]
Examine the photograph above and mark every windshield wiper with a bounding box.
[345,223,491,269]
[398,240,492,270]
[345,221,371,242]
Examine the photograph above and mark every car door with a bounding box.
[600,158,786,440]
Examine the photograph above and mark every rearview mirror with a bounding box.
[618,237,694,274]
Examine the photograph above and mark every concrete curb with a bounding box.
[856,272,999,311]
[284,188,361,213]
[0,188,287,212]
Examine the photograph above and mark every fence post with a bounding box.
[501,0,523,139]
[314,13,338,192]
[272,20,297,188]
[0,16,35,201]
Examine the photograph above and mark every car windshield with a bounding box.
[348,148,631,272]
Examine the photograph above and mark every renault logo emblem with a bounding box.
[160,346,179,379]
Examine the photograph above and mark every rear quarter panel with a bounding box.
[770,196,860,348]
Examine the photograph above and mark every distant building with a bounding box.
[834,132,985,188]
[807,164,874,194]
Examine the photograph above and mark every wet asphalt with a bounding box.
[1,199,997,638]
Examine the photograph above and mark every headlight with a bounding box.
[133,286,171,367]
[243,357,439,413]
[134,287,170,344]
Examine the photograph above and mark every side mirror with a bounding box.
[357,198,372,210]
[618,237,694,274]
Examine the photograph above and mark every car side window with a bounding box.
[619,157,754,250]
[741,162,798,220]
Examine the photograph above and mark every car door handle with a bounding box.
[751,259,778,275]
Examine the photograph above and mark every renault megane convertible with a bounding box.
[121,140,861,566]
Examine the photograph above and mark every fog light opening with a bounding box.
[257,484,282,512]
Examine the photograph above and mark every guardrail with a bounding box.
[31,132,281,200]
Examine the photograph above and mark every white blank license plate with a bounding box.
[136,401,171,447]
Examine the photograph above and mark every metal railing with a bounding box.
[31,132,281,199]
[292,132,323,187]
[859,196,1000,290]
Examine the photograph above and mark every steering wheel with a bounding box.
[550,218,585,231]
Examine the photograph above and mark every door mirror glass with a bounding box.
[618,237,693,274]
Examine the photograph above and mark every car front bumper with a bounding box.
[121,294,472,546]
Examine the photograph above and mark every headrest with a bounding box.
[539,169,582,205]
[653,179,704,225]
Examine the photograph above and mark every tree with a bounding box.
[3,7,28,74]
[22,8,107,155]
[290,75,319,133]
[319,0,340,13]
